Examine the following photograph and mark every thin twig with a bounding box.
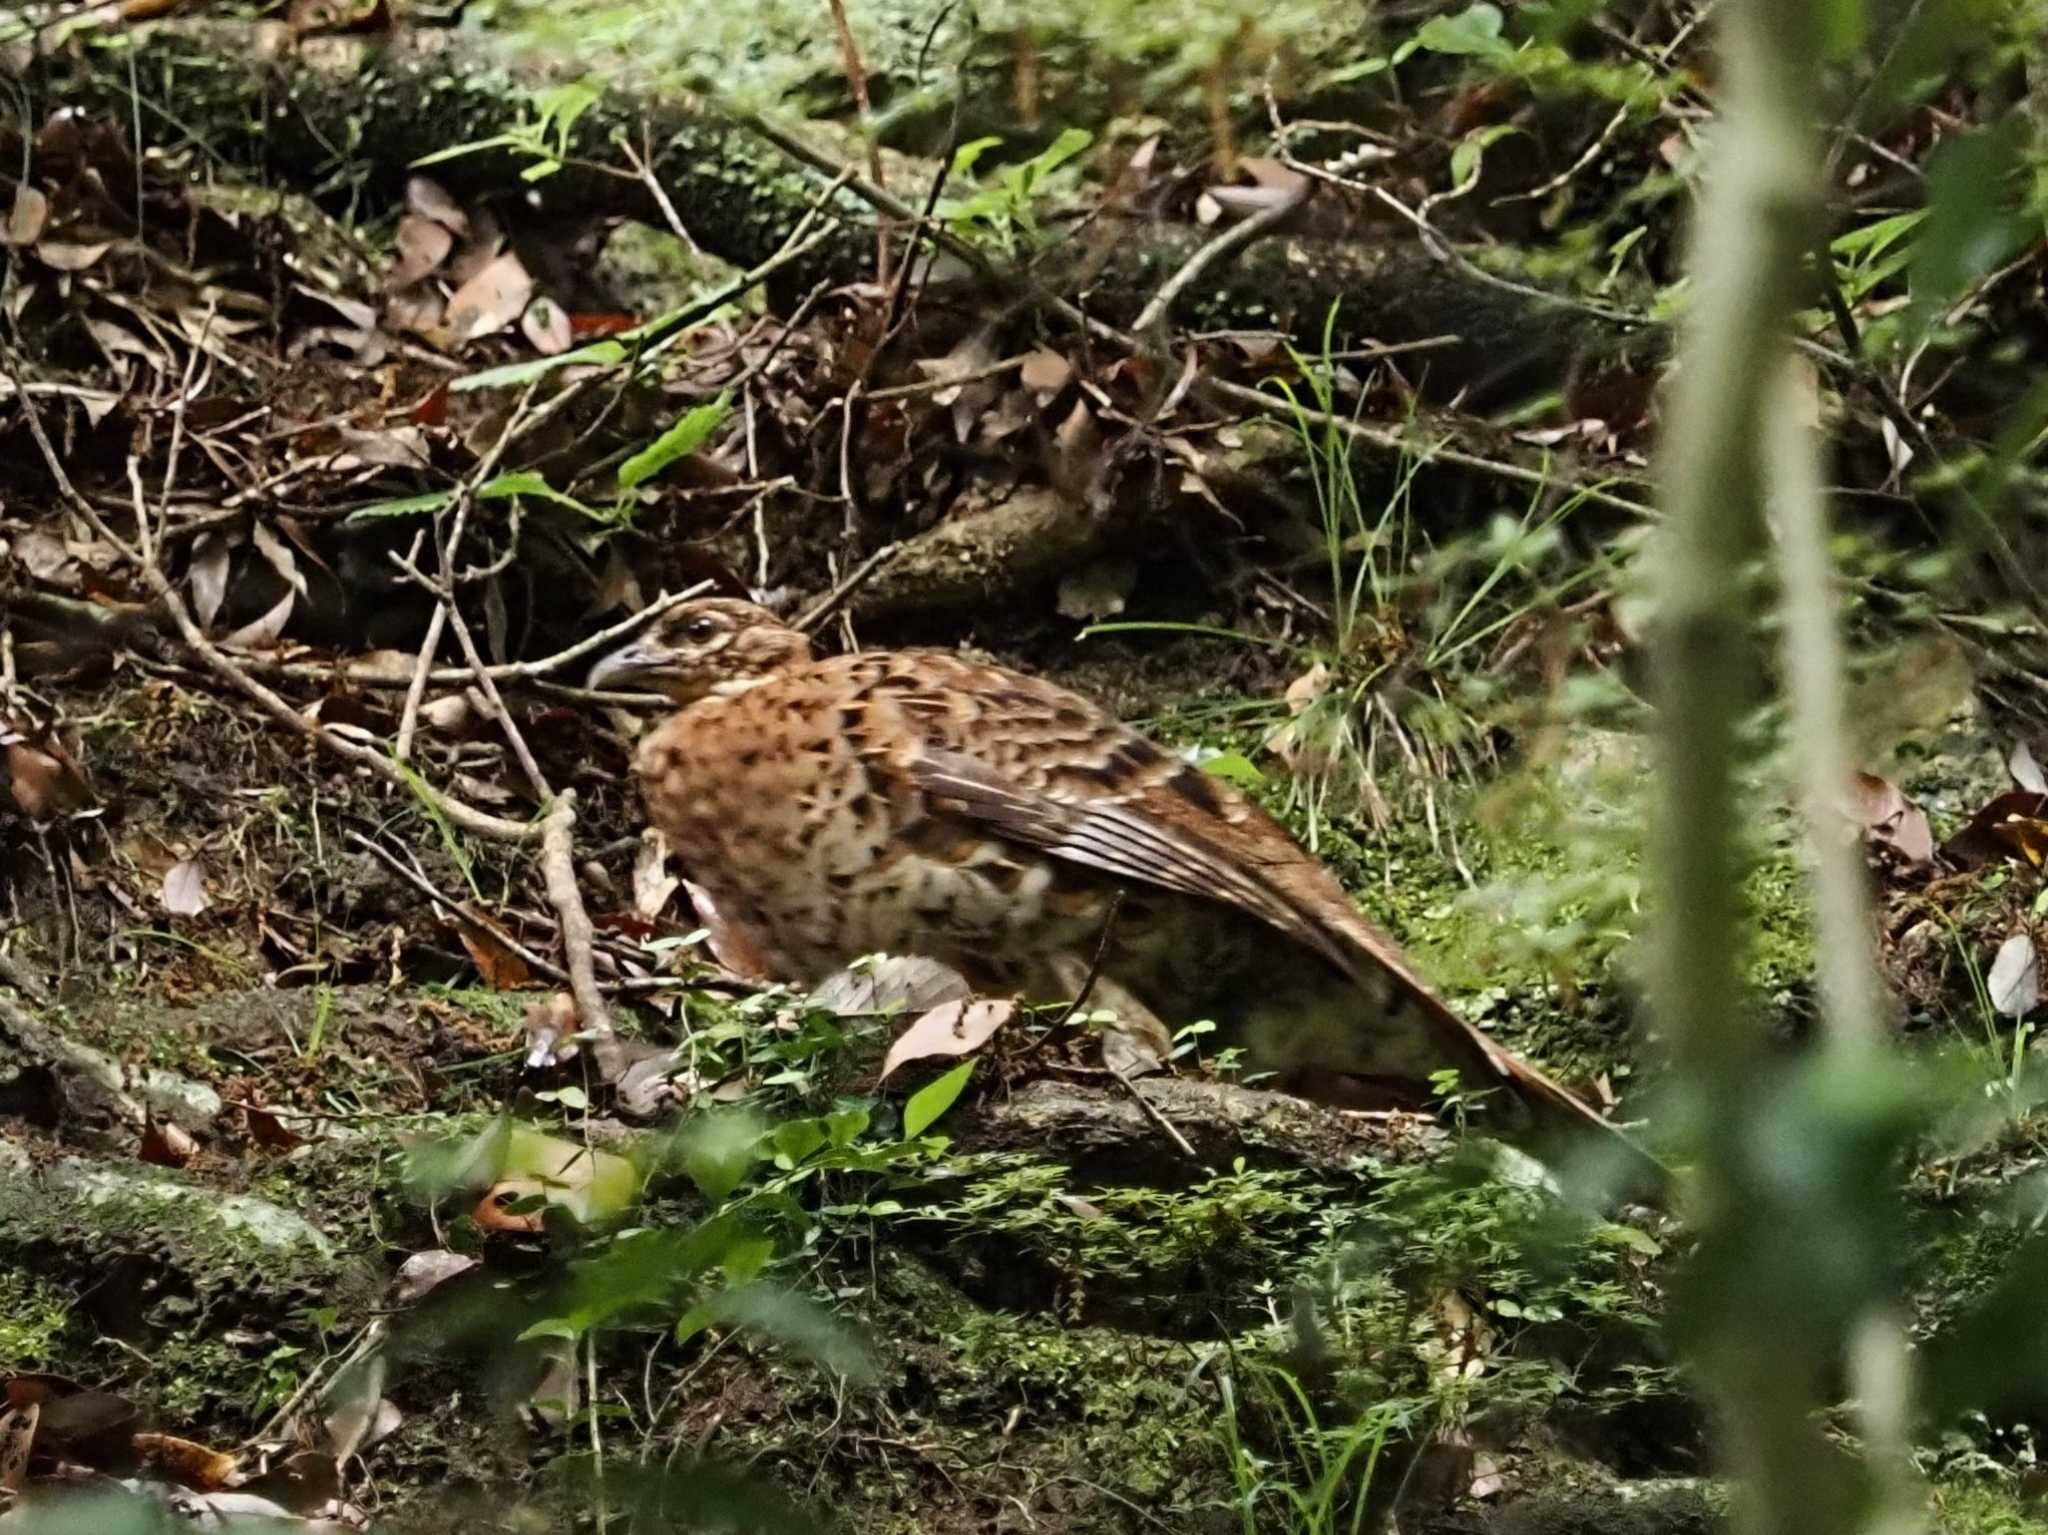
[540,791,612,1038]
[1132,180,1313,333]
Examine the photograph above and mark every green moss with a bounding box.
[0,1268,77,1367]
[1935,1482,2048,1535]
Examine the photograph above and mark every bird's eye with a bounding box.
[682,616,719,642]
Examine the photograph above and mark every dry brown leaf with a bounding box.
[188,531,233,629]
[406,175,471,238]
[1943,790,2048,870]
[161,858,211,917]
[810,955,971,1017]
[33,239,111,272]
[391,1249,479,1305]
[250,519,308,597]
[388,212,455,289]
[133,1430,240,1489]
[5,739,90,818]
[244,1103,305,1153]
[455,912,532,990]
[1018,348,1072,397]
[445,252,534,344]
[521,296,573,355]
[3,184,49,247]
[219,588,295,652]
[632,829,679,919]
[139,1114,199,1168]
[1847,771,1934,868]
[880,998,1017,1080]
[682,878,774,979]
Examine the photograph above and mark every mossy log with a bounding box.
[19,19,1635,402]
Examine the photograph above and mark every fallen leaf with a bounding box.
[5,739,90,818]
[388,212,454,288]
[219,589,296,652]
[810,955,971,1016]
[244,1103,305,1152]
[2,184,48,247]
[1847,771,1934,867]
[322,1352,389,1461]
[1018,348,1072,397]
[406,174,471,237]
[188,531,233,629]
[445,251,534,344]
[632,829,678,919]
[392,1249,478,1305]
[455,913,532,990]
[880,998,1017,1080]
[1944,790,2048,870]
[521,296,573,355]
[2012,741,2046,794]
[140,1114,199,1168]
[33,239,111,272]
[1989,932,2041,1020]
[161,858,211,916]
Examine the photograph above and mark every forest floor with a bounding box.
[6,4,2048,1533]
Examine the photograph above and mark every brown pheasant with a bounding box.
[587,599,1610,1139]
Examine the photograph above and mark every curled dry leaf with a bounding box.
[1989,932,2041,1021]
[406,174,471,238]
[219,589,295,653]
[880,998,1017,1080]
[2011,740,2046,794]
[1018,348,1072,397]
[387,212,455,289]
[322,1352,390,1463]
[33,239,111,272]
[2,184,48,247]
[445,251,534,344]
[632,828,679,919]
[161,858,211,917]
[188,531,232,629]
[140,1113,199,1168]
[454,913,531,990]
[392,1249,480,1305]
[1943,790,2048,871]
[5,738,91,818]
[1847,771,1934,868]
[244,1103,305,1152]
[810,955,971,1017]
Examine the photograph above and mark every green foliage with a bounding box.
[411,78,605,181]
[939,129,1094,255]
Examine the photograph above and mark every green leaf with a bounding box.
[410,132,523,169]
[516,1316,582,1343]
[676,1108,764,1203]
[617,392,733,489]
[478,471,607,521]
[770,1117,828,1170]
[344,490,453,525]
[1409,4,1511,60]
[950,135,1004,178]
[902,1060,974,1139]
[452,338,629,393]
[1449,124,1520,188]
[1909,121,2034,341]
[1198,751,1266,788]
[698,1282,881,1383]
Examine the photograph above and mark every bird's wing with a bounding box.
[860,657,1613,1136]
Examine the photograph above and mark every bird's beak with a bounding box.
[586,639,666,693]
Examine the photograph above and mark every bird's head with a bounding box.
[585,598,812,705]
